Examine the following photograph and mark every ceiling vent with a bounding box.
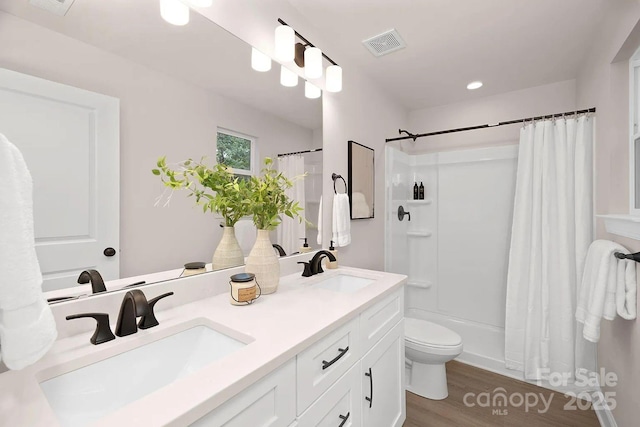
[362,29,406,57]
[29,0,76,16]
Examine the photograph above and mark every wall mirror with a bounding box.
[348,140,375,219]
[0,0,323,300]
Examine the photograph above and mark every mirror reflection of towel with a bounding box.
[351,191,370,218]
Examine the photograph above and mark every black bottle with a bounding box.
[419,182,425,200]
[413,182,419,200]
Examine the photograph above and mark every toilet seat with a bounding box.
[404,318,462,349]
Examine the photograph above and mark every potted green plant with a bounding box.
[152,157,251,270]
[245,157,305,293]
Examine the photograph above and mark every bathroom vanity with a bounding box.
[0,255,406,427]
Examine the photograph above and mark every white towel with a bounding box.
[576,240,637,342]
[316,196,322,246]
[332,193,351,247]
[616,253,637,320]
[0,133,57,370]
[351,191,370,218]
[235,219,256,257]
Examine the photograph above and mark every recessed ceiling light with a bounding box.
[467,81,483,90]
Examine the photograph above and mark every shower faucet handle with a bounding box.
[398,206,411,221]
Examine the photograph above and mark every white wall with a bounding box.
[406,79,577,153]
[0,11,313,278]
[575,2,640,426]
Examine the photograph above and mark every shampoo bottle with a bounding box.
[413,182,419,200]
[300,237,311,253]
[327,240,338,269]
[419,182,425,200]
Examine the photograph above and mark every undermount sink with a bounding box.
[314,274,375,293]
[40,324,249,427]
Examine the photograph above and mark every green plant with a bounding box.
[247,157,305,230]
[152,157,251,227]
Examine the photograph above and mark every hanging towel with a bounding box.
[0,133,57,370]
[576,240,636,342]
[332,193,351,247]
[616,253,637,320]
[317,196,323,246]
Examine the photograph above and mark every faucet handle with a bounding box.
[297,261,313,277]
[66,313,115,345]
[138,292,174,330]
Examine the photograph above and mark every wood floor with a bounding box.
[404,361,600,427]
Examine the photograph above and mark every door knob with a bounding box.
[103,247,116,257]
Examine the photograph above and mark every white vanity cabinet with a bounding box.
[190,360,296,427]
[190,288,405,427]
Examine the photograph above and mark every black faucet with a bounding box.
[272,244,287,257]
[309,250,337,276]
[115,289,174,337]
[77,269,107,294]
[115,290,151,337]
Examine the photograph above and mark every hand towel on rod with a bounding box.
[332,193,351,247]
[0,133,57,370]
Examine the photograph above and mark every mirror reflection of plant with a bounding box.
[152,157,251,227]
[248,157,306,231]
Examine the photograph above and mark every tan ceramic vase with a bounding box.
[244,229,280,294]
[212,226,244,271]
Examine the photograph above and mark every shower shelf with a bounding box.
[405,199,433,205]
[406,231,432,237]
[407,280,432,289]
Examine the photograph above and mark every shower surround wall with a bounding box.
[386,145,518,376]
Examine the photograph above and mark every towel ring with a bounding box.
[332,173,347,194]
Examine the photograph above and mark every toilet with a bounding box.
[404,318,463,400]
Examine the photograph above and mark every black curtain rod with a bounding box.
[277,148,323,157]
[277,18,339,66]
[385,107,597,143]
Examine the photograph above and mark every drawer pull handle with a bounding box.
[338,412,350,427]
[365,367,373,408]
[322,346,349,370]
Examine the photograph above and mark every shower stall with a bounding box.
[385,144,519,377]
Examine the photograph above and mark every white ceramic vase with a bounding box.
[212,226,244,271]
[245,229,280,294]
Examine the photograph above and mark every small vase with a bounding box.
[212,226,244,271]
[245,229,280,294]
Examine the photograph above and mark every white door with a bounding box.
[361,321,405,427]
[0,68,119,292]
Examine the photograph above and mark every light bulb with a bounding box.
[275,25,295,62]
[251,47,272,72]
[305,81,321,99]
[326,65,342,93]
[304,47,323,79]
[160,0,189,26]
[280,66,298,87]
[467,81,483,90]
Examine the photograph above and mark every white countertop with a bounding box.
[0,266,406,427]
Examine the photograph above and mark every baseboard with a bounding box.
[593,389,617,427]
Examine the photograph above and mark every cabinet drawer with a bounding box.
[190,359,296,427]
[297,364,361,427]
[297,317,361,413]
[360,290,403,353]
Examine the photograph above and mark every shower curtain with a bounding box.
[277,154,306,255]
[505,116,595,382]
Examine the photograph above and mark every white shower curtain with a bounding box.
[505,116,595,382]
[277,155,306,255]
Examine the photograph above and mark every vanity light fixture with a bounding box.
[326,65,343,93]
[467,81,483,90]
[160,0,189,26]
[276,18,342,93]
[275,25,295,62]
[305,81,321,99]
[280,66,298,87]
[251,47,272,72]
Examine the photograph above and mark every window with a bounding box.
[216,128,256,177]
[630,54,640,214]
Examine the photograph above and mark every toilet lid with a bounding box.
[405,318,462,347]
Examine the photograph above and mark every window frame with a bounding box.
[216,127,257,177]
